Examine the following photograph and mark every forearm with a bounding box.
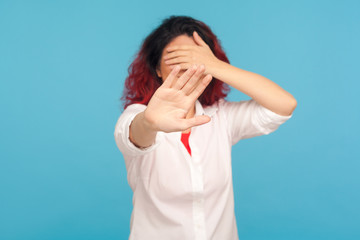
[211,60,297,116]
[129,111,157,148]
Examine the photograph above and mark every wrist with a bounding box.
[142,110,158,132]
[209,59,227,80]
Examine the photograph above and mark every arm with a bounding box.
[128,64,212,149]
[129,111,157,148]
[164,31,297,116]
[210,60,297,116]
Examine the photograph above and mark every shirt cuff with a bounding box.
[114,109,161,157]
[254,104,293,134]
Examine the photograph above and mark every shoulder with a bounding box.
[200,98,245,117]
[122,103,147,115]
[204,98,254,113]
[116,103,148,123]
[115,103,147,132]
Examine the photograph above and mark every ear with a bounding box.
[156,68,162,78]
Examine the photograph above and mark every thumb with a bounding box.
[193,31,207,47]
[180,114,211,129]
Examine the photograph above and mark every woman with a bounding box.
[114,15,297,240]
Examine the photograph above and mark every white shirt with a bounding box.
[114,98,292,240]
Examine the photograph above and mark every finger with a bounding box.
[186,73,207,95]
[165,56,190,65]
[181,64,205,95]
[179,115,211,130]
[193,31,208,47]
[189,74,212,99]
[176,69,187,79]
[169,63,191,70]
[162,65,181,88]
[163,50,189,60]
[166,45,193,52]
[185,74,206,96]
[173,65,198,90]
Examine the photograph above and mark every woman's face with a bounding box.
[156,34,200,82]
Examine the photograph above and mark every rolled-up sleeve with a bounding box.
[114,104,161,157]
[219,99,292,145]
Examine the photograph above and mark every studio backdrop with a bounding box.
[0,0,359,239]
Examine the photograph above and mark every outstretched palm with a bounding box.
[144,65,212,133]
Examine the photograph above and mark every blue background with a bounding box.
[1,0,359,239]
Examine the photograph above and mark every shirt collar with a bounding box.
[195,99,219,117]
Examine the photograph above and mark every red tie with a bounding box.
[181,131,192,156]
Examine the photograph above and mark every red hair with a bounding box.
[121,16,230,109]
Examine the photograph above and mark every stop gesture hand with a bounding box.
[144,64,212,133]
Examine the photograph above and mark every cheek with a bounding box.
[162,67,184,80]
[160,55,189,80]
[160,62,173,79]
